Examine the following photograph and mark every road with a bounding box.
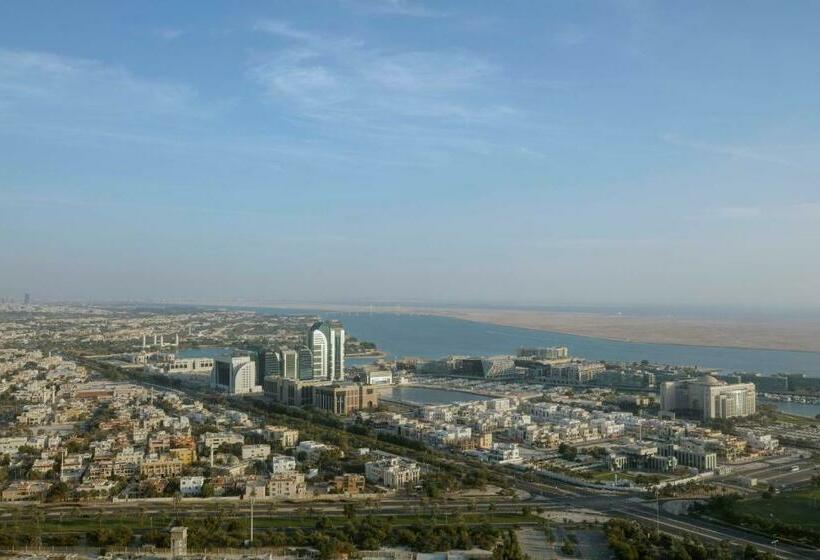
[67,355,820,558]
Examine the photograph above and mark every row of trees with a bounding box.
[605,518,776,560]
[139,515,521,560]
[693,494,820,548]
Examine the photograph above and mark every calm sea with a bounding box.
[167,306,820,377]
[253,310,820,377]
[769,402,820,418]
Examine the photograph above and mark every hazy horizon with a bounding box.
[2,1,819,308]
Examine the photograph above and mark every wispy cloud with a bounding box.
[0,48,200,118]
[713,206,762,220]
[708,203,820,222]
[661,133,797,168]
[341,0,444,18]
[249,19,512,149]
[155,28,185,40]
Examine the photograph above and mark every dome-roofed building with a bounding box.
[660,375,755,421]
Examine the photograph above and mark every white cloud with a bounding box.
[660,133,797,168]
[155,28,185,40]
[253,20,321,42]
[0,48,198,118]
[714,206,762,220]
[342,0,443,18]
[709,203,820,222]
[249,20,509,137]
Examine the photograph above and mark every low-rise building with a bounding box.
[180,476,205,496]
[2,480,52,501]
[267,471,306,498]
[140,457,183,478]
[241,444,271,461]
[270,454,296,474]
[264,425,299,449]
[486,442,522,465]
[332,473,366,495]
[365,457,421,489]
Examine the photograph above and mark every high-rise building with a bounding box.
[297,345,313,380]
[307,321,345,380]
[660,376,756,420]
[243,347,281,385]
[23,293,31,305]
[211,354,261,394]
[308,326,328,379]
[280,348,298,379]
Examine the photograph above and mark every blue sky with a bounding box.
[1,1,819,308]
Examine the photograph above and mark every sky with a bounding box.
[1,1,819,310]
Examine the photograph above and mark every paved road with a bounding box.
[72,356,820,559]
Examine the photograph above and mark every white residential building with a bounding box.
[180,476,205,496]
[270,454,297,474]
[241,444,271,461]
[365,457,421,489]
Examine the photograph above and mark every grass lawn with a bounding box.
[589,471,632,482]
[736,487,820,527]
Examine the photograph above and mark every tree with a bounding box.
[492,530,528,560]
[560,540,576,556]
[343,502,358,519]
[45,481,71,503]
[558,443,577,461]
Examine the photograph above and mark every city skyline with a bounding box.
[1,1,819,309]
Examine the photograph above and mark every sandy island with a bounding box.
[258,303,820,353]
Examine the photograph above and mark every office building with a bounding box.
[313,382,378,415]
[518,346,569,360]
[659,441,717,471]
[277,346,313,380]
[263,377,376,414]
[297,345,314,380]
[308,321,346,380]
[279,348,298,379]
[543,361,606,385]
[211,354,262,395]
[243,347,281,385]
[263,376,321,406]
[660,376,756,420]
[417,355,518,378]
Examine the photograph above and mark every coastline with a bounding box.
[249,302,820,354]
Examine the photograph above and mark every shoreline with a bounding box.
[250,302,820,354]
